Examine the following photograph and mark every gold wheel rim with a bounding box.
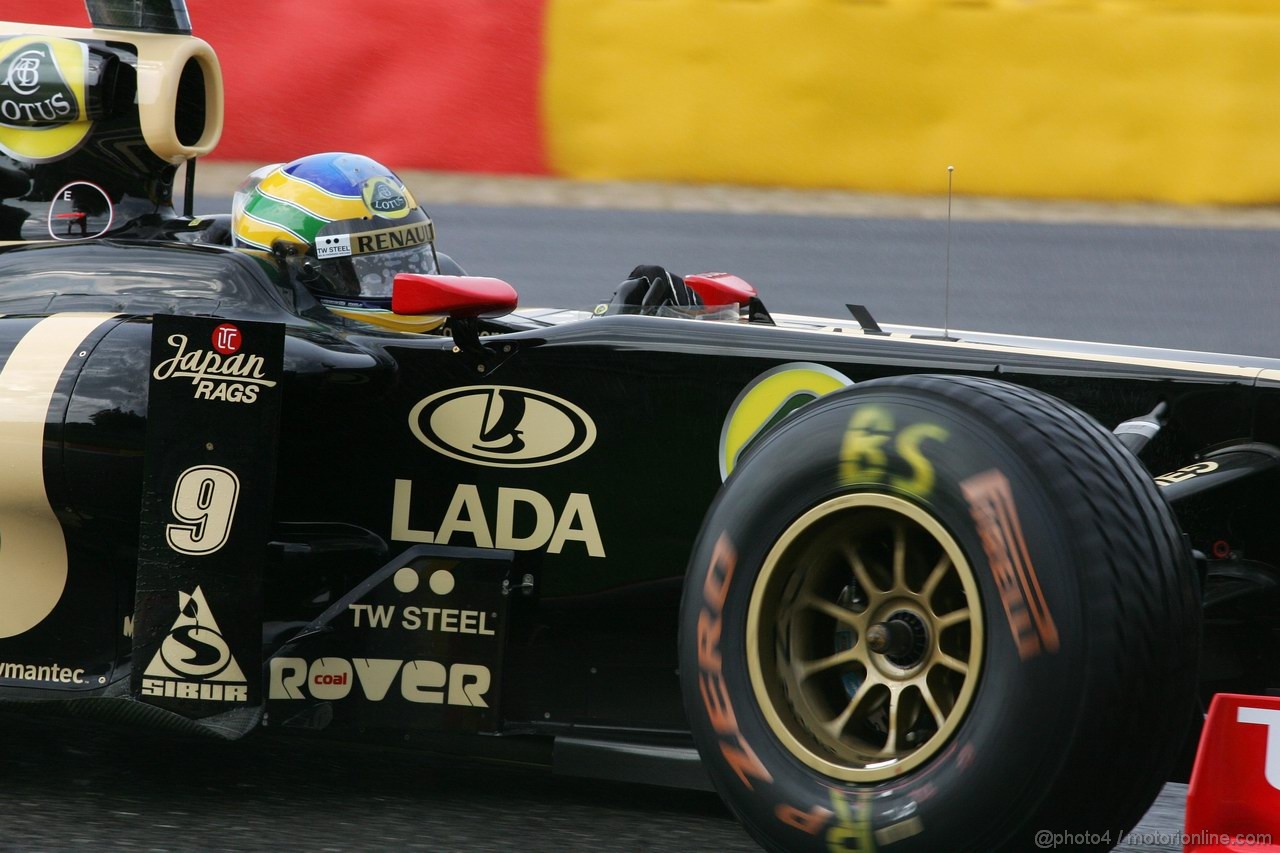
[746,493,984,782]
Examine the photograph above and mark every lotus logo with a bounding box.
[719,362,853,480]
[5,49,41,96]
[363,176,409,218]
[0,41,77,128]
[410,386,596,467]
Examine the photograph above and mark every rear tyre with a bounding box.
[680,375,1199,852]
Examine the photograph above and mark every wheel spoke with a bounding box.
[844,545,879,597]
[892,521,906,592]
[934,608,970,630]
[880,686,902,756]
[919,683,946,729]
[822,677,876,740]
[748,493,985,778]
[793,594,865,630]
[921,553,951,600]
[796,646,864,682]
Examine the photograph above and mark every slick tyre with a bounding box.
[680,374,1199,853]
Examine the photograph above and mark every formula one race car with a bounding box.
[1,4,1276,852]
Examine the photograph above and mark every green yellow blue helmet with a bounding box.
[232,152,441,329]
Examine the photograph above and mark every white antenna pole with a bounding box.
[945,165,954,340]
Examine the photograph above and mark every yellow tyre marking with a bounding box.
[0,313,116,638]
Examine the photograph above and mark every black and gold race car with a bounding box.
[0,3,1272,851]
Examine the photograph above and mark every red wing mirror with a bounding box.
[684,272,758,306]
[392,274,518,318]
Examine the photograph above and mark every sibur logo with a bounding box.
[410,386,596,468]
[141,586,248,702]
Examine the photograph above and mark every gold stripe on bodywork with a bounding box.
[761,315,1266,381]
[882,334,1261,379]
[1254,369,1280,388]
[0,313,117,639]
[325,306,446,333]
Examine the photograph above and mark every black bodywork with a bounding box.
[3,235,1279,785]
[2,3,1280,794]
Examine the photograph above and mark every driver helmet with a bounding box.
[231,152,443,331]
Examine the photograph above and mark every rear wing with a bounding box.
[86,0,191,34]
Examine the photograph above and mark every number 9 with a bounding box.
[166,465,240,555]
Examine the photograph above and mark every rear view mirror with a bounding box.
[392,274,518,318]
[684,272,757,306]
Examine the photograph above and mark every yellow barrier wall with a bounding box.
[543,1,1280,203]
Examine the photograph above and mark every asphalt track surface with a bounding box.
[0,711,1189,853]
[4,199,1262,852]
[202,193,1280,359]
[422,204,1280,360]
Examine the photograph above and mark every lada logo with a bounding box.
[409,386,596,468]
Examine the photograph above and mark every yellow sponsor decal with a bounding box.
[719,363,851,480]
[0,36,90,163]
[1155,460,1219,487]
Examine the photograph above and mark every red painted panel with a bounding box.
[0,3,81,26]
[1185,693,1280,852]
[0,0,549,174]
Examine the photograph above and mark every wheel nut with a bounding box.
[867,618,918,659]
[867,624,891,653]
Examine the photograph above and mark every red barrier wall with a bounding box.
[0,0,549,174]
[22,1,1280,203]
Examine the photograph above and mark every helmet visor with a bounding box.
[316,242,438,299]
[306,214,438,301]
